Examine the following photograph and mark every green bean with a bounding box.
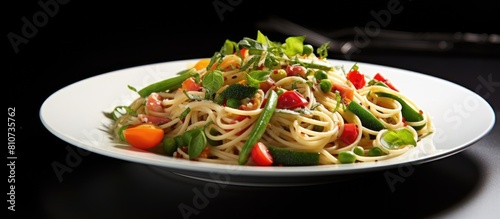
[374,81,388,88]
[238,90,278,165]
[137,68,197,97]
[376,92,425,130]
[346,101,386,131]
[290,58,333,71]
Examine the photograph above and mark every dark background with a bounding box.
[5,0,499,219]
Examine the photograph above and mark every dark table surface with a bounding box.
[5,1,499,219]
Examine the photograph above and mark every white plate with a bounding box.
[40,59,495,186]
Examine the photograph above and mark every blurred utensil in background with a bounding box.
[257,16,500,57]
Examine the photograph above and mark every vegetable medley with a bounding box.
[108,31,434,166]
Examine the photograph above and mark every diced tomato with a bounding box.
[276,90,309,109]
[146,92,164,113]
[374,73,399,91]
[339,123,358,145]
[285,65,306,77]
[182,77,201,91]
[122,124,164,150]
[332,82,354,102]
[260,98,268,109]
[251,142,273,166]
[347,69,366,89]
[259,77,275,92]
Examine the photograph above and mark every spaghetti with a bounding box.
[109,31,434,166]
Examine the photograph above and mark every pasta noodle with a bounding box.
[109,31,434,166]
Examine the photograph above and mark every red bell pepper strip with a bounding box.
[374,73,399,92]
